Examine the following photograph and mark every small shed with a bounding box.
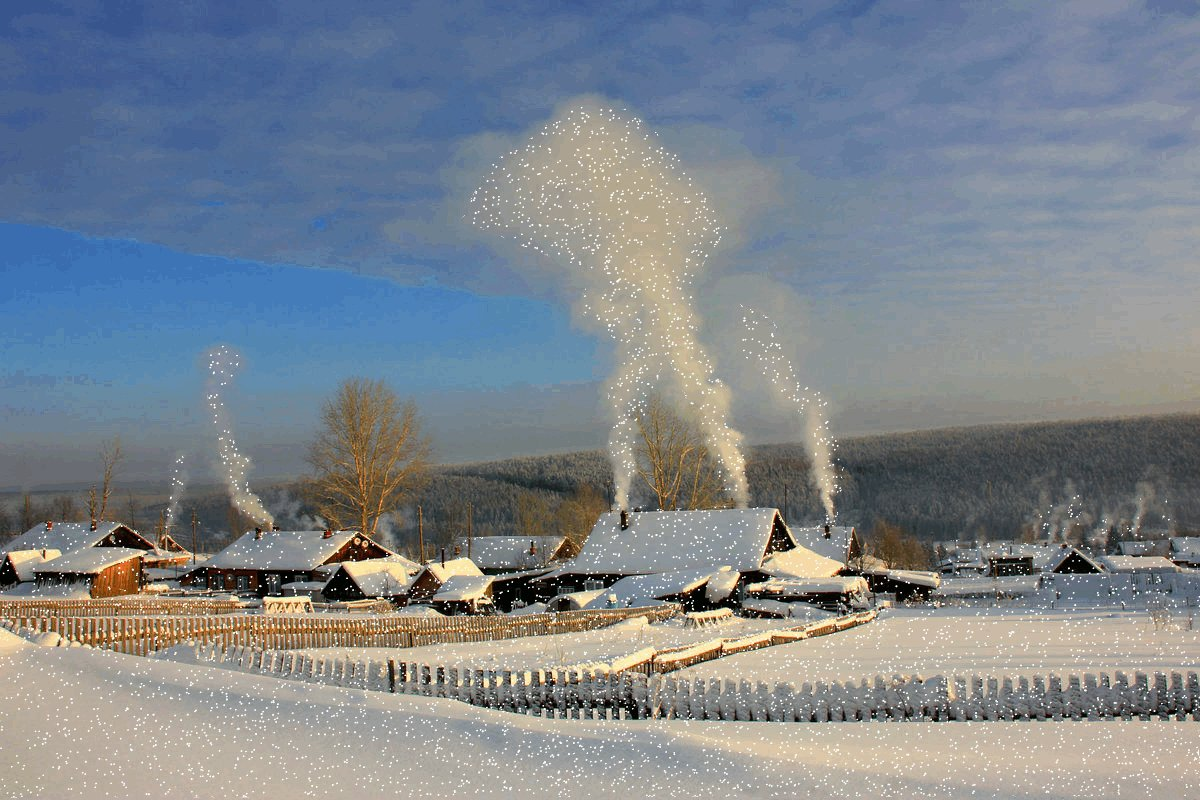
[407,558,485,603]
[429,574,495,615]
[1170,537,1200,568]
[0,549,62,588]
[322,558,421,603]
[32,548,144,598]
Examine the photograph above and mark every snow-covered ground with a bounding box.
[2,628,1197,800]
[678,607,1200,684]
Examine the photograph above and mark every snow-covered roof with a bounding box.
[207,530,378,571]
[33,547,144,575]
[591,567,725,607]
[874,569,942,589]
[453,536,566,571]
[566,508,791,576]
[1118,540,1170,557]
[432,574,494,602]
[4,549,63,582]
[1170,537,1200,562]
[420,557,485,583]
[789,525,857,566]
[333,560,420,597]
[740,598,836,619]
[746,576,869,597]
[934,576,1041,597]
[758,549,843,579]
[1098,555,1181,573]
[4,522,150,558]
[1048,547,1106,574]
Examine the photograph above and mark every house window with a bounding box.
[236,575,249,592]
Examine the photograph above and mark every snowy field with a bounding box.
[678,607,1200,684]
[285,615,792,672]
[2,628,1197,800]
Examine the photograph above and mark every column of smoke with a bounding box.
[204,345,274,529]
[470,104,748,509]
[163,454,187,533]
[740,307,838,521]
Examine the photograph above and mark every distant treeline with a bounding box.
[4,413,1198,553]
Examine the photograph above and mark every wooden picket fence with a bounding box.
[1,604,678,655]
[205,640,1200,721]
[0,597,245,617]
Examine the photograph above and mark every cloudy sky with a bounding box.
[3,0,1200,488]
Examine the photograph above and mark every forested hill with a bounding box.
[7,413,1197,553]
[437,412,1200,542]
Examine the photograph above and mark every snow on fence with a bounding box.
[0,604,678,655]
[682,609,735,628]
[0,597,245,617]
[199,636,1200,722]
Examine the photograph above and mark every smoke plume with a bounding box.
[163,454,187,534]
[204,345,274,528]
[470,104,748,508]
[740,307,838,521]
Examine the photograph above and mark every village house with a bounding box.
[533,508,849,612]
[1170,537,1200,569]
[0,521,164,590]
[197,529,395,596]
[794,523,941,602]
[31,547,145,598]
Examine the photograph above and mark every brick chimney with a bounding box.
[45,521,53,531]
[620,510,629,530]
[254,528,263,540]
[322,530,333,539]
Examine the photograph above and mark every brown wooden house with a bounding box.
[321,558,421,603]
[199,529,395,596]
[32,548,144,598]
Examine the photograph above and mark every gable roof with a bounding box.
[1118,540,1170,557]
[759,549,844,579]
[1048,547,1106,574]
[332,559,420,597]
[207,530,386,571]
[453,536,567,571]
[1170,537,1200,563]
[34,547,144,575]
[4,522,151,558]
[4,549,64,582]
[420,557,484,583]
[567,508,792,576]
[1098,555,1181,573]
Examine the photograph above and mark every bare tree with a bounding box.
[19,493,37,532]
[553,485,608,557]
[98,436,122,521]
[515,493,553,539]
[306,378,431,538]
[633,393,729,511]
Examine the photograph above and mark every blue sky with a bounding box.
[3,0,1200,487]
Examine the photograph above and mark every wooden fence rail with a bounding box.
[0,597,245,617]
[198,638,1200,722]
[1,604,679,655]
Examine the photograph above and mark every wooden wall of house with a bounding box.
[89,558,143,598]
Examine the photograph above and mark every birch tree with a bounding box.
[633,393,729,511]
[306,378,431,538]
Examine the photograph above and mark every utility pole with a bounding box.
[467,503,473,561]
[418,505,425,563]
[190,510,198,566]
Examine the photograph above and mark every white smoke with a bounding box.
[163,454,187,534]
[470,103,748,508]
[740,307,838,521]
[204,345,275,528]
